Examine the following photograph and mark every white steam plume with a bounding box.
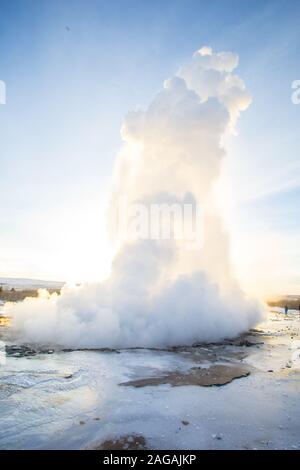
[5,47,265,348]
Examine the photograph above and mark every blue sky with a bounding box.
[0,0,300,295]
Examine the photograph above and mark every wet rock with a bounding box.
[120,364,250,388]
[225,337,264,347]
[62,347,120,354]
[92,434,147,450]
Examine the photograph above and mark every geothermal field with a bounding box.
[0,294,299,450]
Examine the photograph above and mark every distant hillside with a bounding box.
[0,277,65,291]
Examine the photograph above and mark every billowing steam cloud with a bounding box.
[6,47,265,348]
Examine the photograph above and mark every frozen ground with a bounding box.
[0,307,299,450]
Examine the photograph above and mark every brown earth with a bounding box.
[91,434,148,450]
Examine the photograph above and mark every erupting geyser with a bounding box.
[6,47,265,348]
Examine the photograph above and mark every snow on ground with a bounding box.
[0,309,299,450]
